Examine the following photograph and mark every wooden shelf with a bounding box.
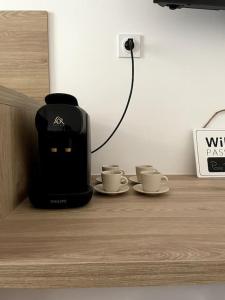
[1,175,225,288]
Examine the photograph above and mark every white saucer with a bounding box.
[133,184,170,195]
[129,175,140,184]
[94,184,129,195]
[95,176,102,183]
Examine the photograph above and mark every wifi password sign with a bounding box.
[193,129,225,178]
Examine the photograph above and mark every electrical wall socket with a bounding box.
[117,34,141,58]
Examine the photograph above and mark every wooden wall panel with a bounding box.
[0,86,40,219]
[0,11,49,101]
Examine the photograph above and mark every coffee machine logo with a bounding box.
[53,116,65,126]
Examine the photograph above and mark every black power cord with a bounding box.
[91,38,135,154]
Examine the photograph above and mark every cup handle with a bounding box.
[161,175,169,184]
[121,176,128,185]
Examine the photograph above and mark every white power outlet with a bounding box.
[117,34,141,58]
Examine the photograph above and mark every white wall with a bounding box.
[1,0,225,175]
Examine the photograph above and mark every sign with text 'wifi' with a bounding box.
[193,129,225,177]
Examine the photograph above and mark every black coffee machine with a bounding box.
[29,93,93,208]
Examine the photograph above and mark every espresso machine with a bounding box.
[29,93,93,208]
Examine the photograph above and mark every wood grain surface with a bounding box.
[0,11,49,101]
[1,176,225,288]
[0,86,40,219]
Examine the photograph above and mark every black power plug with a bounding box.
[124,38,135,51]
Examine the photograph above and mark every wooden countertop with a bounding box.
[1,175,225,288]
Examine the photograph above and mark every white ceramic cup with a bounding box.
[140,171,169,192]
[102,165,125,174]
[136,165,157,182]
[101,170,128,192]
